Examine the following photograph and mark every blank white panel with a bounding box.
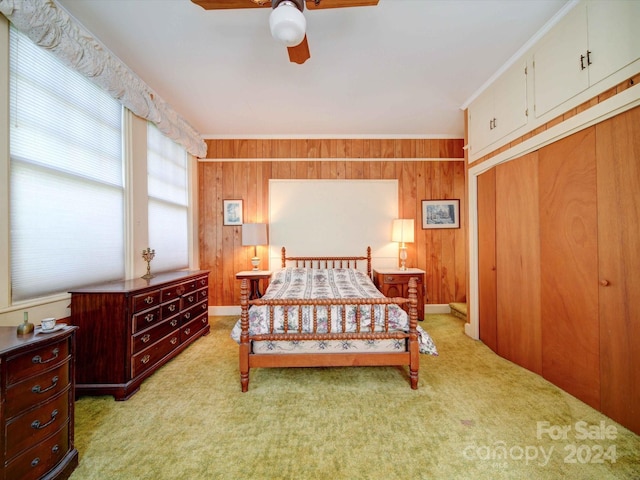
[268,179,399,271]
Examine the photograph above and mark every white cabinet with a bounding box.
[533,0,640,118]
[468,61,528,155]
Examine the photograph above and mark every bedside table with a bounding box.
[236,271,272,300]
[373,268,425,320]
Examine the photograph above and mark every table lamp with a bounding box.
[392,219,414,271]
[242,223,268,271]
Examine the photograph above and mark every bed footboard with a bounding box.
[239,277,419,392]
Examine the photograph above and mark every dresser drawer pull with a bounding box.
[201,304,207,310]
[184,312,191,320]
[170,319,178,327]
[32,375,59,394]
[145,313,155,323]
[184,328,191,336]
[31,457,40,468]
[32,347,60,364]
[168,304,176,312]
[144,295,155,304]
[187,295,194,302]
[141,334,151,343]
[201,318,207,325]
[31,409,58,430]
[170,336,178,345]
[141,355,151,364]
[52,444,60,454]
[200,279,206,286]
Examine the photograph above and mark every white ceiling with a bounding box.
[55,0,570,139]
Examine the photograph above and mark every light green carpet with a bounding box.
[70,315,640,479]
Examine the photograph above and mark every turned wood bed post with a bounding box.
[408,277,419,389]
[239,278,250,392]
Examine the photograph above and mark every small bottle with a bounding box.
[17,311,34,336]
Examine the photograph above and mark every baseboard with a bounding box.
[211,305,452,317]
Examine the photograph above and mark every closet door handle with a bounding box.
[586,50,592,66]
[599,279,610,287]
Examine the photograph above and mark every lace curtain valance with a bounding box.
[0,0,207,157]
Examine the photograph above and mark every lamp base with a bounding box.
[250,256,261,271]
[399,246,408,271]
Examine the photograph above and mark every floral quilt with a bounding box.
[231,268,438,355]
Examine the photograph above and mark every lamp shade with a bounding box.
[242,223,268,246]
[391,219,414,243]
[269,1,306,47]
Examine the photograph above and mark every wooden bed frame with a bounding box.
[239,247,420,392]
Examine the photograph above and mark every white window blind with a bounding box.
[147,123,189,272]
[9,26,124,302]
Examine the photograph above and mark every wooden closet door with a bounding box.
[539,127,600,409]
[596,106,640,435]
[478,169,497,352]
[495,152,542,374]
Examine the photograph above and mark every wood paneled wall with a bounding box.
[198,139,466,307]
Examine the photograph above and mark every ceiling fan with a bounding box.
[191,0,380,64]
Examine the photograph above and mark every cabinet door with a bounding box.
[493,61,528,140]
[468,86,495,154]
[533,2,589,118]
[596,106,640,435]
[539,127,600,410]
[495,152,542,374]
[586,0,640,86]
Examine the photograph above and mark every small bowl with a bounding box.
[41,317,56,331]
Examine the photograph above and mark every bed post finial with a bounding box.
[281,247,286,268]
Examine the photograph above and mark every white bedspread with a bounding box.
[231,268,438,355]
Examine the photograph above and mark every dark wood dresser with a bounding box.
[0,326,78,480]
[69,270,209,400]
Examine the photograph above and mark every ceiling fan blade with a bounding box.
[191,0,271,9]
[305,0,378,9]
[287,35,310,64]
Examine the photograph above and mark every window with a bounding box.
[9,27,124,301]
[147,123,189,272]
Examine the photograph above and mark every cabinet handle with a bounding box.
[32,347,60,364]
[141,334,151,343]
[187,295,194,302]
[184,312,191,320]
[144,295,154,304]
[586,50,592,66]
[31,409,58,430]
[168,304,176,312]
[184,328,191,336]
[493,117,497,128]
[170,319,178,327]
[32,375,59,394]
[52,445,60,454]
[599,279,610,287]
[141,354,151,364]
[145,313,155,323]
[170,336,178,345]
[31,457,40,468]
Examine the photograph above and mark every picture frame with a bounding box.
[422,199,460,229]
[223,199,243,226]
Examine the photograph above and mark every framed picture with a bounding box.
[422,199,460,229]
[223,199,243,226]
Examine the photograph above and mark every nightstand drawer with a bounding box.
[383,274,423,284]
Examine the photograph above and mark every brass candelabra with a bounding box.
[141,247,156,279]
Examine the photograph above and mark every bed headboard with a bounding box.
[280,246,372,278]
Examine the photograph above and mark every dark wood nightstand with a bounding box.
[373,268,425,320]
[236,271,272,300]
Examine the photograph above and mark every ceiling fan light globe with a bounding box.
[269,2,306,47]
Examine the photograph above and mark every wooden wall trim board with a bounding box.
[198,139,466,308]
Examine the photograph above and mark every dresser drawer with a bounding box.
[132,319,181,355]
[7,339,70,386]
[5,360,71,419]
[161,297,181,320]
[181,301,207,326]
[5,422,69,480]
[6,388,70,461]
[132,290,161,313]
[161,281,188,302]
[132,306,161,333]
[181,314,209,343]
[131,331,180,378]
